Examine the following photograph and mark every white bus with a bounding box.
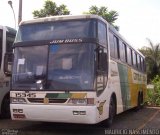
[10,15,146,126]
[0,25,16,118]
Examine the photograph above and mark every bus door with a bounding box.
[96,46,108,96]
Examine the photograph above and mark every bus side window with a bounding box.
[98,21,107,47]
[141,57,145,72]
[109,32,119,59]
[109,32,114,57]
[137,55,141,70]
[127,47,132,65]
[113,36,119,59]
[119,41,127,62]
[0,30,2,69]
[132,51,137,68]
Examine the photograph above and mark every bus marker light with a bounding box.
[13,109,23,113]
[79,111,86,115]
[13,109,18,113]
[73,111,79,115]
[73,111,86,115]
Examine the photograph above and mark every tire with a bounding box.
[1,96,11,119]
[135,93,143,111]
[105,97,116,127]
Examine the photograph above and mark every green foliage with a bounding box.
[139,39,160,82]
[32,0,70,18]
[146,75,160,106]
[84,6,119,30]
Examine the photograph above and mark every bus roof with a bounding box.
[20,14,108,25]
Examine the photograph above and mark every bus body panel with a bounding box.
[11,104,99,124]
[10,91,103,123]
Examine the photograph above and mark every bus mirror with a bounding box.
[4,52,13,76]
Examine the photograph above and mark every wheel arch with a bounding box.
[0,92,10,115]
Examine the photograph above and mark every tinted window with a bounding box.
[119,41,127,62]
[16,20,96,42]
[139,56,143,70]
[12,46,48,89]
[109,32,118,58]
[132,51,137,68]
[98,22,107,46]
[113,36,119,58]
[109,32,114,57]
[137,55,141,70]
[127,47,132,65]
[48,44,95,90]
[141,57,145,72]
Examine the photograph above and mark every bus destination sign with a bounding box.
[50,38,83,44]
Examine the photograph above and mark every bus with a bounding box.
[0,25,16,118]
[9,15,146,125]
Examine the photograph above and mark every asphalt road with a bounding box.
[0,107,160,135]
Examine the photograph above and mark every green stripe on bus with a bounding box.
[118,63,131,110]
[45,93,71,99]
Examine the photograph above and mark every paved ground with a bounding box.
[0,107,160,135]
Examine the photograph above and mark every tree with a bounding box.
[84,6,119,30]
[32,0,70,18]
[139,39,160,82]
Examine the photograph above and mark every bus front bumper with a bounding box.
[10,104,99,124]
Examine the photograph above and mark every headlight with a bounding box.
[69,99,87,105]
[68,98,94,105]
[11,97,27,104]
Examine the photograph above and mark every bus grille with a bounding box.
[27,98,67,103]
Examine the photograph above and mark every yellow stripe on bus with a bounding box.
[71,93,87,99]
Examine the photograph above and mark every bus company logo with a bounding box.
[50,38,83,44]
[97,100,106,115]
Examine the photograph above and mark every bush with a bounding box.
[146,75,160,106]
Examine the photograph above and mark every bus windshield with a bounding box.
[15,20,96,42]
[12,44,95,91]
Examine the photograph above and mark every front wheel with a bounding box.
[1,96,11,119]
[105,98,116,127]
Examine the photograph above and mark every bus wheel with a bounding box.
[135,93,143,111]
[1,96,10,119]
[105,97,116,127]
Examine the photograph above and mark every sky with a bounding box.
[0,0,160,49]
